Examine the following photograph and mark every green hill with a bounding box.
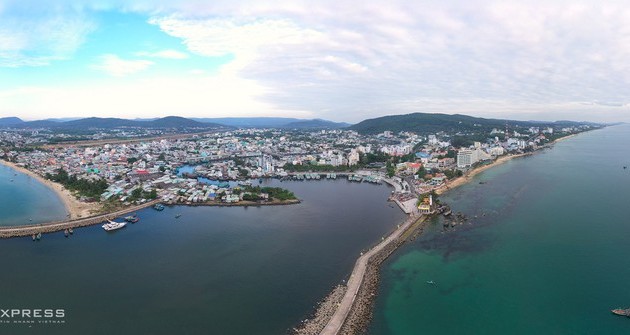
[348,112,598,134]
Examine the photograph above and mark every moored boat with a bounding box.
[36,232,41,240]
[64,229,69,237]
[124,215,139,223]
[102,220,127,231]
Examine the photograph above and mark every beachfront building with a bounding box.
[418,194,434,214]
[457,147,492,168]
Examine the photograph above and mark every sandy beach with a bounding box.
[435,153,530,195]
[0,160,99,219]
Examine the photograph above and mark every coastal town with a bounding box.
[0,119,610,335]
[0,120,598,220]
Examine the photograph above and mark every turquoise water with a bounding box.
[0,179,405,334]
[0,164,68,226]
[371,125,630,334]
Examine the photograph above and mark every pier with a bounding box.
[317,213,425,335]
[0,199,161,238]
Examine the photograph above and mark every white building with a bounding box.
[457,148,492,168]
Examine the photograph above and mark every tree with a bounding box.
[159,166,166,172]
[131,187,143,199]
[416,166,427,178]
[148,189,158,199]
[386,161,395,178]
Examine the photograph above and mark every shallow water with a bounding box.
[0,164,67,226]
[371,125,630,335]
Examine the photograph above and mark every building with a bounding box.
[457,148,492,168]
[418,194,434,214]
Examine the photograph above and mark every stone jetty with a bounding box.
[0,199,161,238]
[292,214,426,335]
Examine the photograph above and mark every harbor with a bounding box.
[0,179,405,335]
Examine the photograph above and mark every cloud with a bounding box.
[135,49,189,59]
[92,54,154,76]
[3,0,630,122]
[142,0,630,122]
[0,74,314,120]
[0,11,94,67]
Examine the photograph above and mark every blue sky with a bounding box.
[1,1,629,122]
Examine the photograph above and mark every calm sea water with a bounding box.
[370,124,630,335]
[0,179,405,335]
[0,164,67,226]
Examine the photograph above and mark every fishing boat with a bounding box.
[102,220,126,231]
[124,215,139,223]
[64,229,69,237]
[611,308,630,317]
[153,204,165,211]
[36,232,41,241]
[68,228,74,235]
[32,234,36,241]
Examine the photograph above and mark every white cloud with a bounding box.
[140,0,630,122]
[0,4,94,67]
[92,54,154,77]
[0,74,314,120]
[136,49,189,59]
[4,0,630,122]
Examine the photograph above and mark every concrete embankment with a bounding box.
[291,214,425,335]
[0,199,161,238]
[291,285,348,335]
[175,199,301,207]
[0,199,301,238]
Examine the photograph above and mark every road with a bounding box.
[319,213,421,335]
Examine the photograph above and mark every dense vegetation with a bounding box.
[241,186,297,201]
[128,187,158,201]
[349,112,602,135]
[45,168,108,199]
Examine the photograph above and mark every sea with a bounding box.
[0,164,67,226]
[370,124,630,334]
[0,178,405,335]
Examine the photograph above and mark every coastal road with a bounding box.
[319,213,421,335]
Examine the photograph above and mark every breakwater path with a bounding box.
[318,213,424,335]
[0,199,161,238]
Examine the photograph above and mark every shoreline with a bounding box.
[0,198,301,238]
[0,160,99,220]
[435,152,531,195]
[296,132,589,335]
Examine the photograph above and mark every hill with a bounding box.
[0,117,24,126]
[193,117,350,129]
[348,112,598,134]
[7,116,226,130]
[281,119,351,129]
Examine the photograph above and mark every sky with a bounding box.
[1,0,630,123]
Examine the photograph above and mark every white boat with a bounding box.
[102,220,127,231]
